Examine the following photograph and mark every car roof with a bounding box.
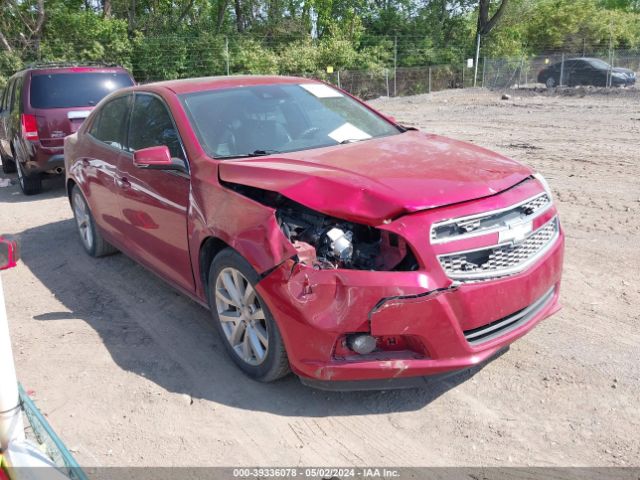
[17,65,130,76]
[567,57,606,63]
[143,75,323,95]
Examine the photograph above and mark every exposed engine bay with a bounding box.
[223,182,418,271]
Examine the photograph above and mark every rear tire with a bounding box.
[71,185,118,257]
[16,160,42,195]
[207,248,290,382]
[545,77,556,88]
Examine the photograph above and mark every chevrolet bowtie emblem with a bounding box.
[498,219,533,244]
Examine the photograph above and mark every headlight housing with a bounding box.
[276,202,418,271]
[533,172,553,202]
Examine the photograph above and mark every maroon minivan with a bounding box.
[0,64,134,194]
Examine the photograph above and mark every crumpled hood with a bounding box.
[218,131,532,225]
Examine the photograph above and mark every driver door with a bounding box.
[115,92,194,292]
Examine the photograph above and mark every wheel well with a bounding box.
[199,237,230,290]
[66,178,76,203]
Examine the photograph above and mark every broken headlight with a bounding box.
[276,203,418,271]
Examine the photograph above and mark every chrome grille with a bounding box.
[521,194,549,214]
[431,192,551,243]
[439,217,559,281]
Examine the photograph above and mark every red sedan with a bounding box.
[64,76,564,389]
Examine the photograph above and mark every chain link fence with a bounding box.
[323,65,462,100]
[327,50,639,99]
[2,35,639,98]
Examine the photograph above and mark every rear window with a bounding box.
[29,72,134,109]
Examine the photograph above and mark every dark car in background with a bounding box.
[0,64,134,194]
[538,57,636,88]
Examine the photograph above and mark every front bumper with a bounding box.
[258,233,563,383]
[256,176,564,385]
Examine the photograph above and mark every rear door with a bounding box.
[80,94,133,241]
[28,71,134,149]
[0,78,15,157]
[115,92,193,292]
[572,60,593,85]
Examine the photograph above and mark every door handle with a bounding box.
[115,176,130,189]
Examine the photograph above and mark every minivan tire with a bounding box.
[1,154,17,174]
[16,159,42,195]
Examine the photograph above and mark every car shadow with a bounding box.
[16,218,500,416]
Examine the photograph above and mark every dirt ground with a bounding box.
[1,87,639,468]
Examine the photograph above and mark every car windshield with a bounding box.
[30,72,134,109]
[586,58,611,70]
[180,83,401,158]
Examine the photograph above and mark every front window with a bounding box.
[180,83,400,158]
[128,94,184,160]
[586,59,611,70]
[30,72,134,109]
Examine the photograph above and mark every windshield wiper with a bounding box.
[339,138,364,144]
[214,149,280,160]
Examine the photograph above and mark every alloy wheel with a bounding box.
[214,267,269,366]
[72,190,94,250]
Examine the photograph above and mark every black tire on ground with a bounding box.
[545,76,556,88]
[208,248,290,382]
[1,153,17,174]
[71,185,118,257]
[16,159,42,195]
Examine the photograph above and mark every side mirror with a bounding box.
[133,145,186,173]
[0,237,19,270]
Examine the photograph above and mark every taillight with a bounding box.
[21,114,39,141]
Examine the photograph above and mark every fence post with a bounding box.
[607,28,613,88]
[393,35,398,96]
[428,67,432,93]
[0,275,25,451]
[337,70,341,90]
[609,49,615,88]
[473,33,481,87]
[559,53,565,87]
[482,57,486,88]
[224,36,230,75]
[462,62,465,88]
[385,69,390,97]
[518,57,523,88]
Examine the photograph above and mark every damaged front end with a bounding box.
[224,182,419,273]
[219,176,564,386]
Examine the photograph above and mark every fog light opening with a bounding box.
[347,334,377,355]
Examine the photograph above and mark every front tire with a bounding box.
[71,185,118,257]
[545,76,556,88]
[208,248,290,382]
